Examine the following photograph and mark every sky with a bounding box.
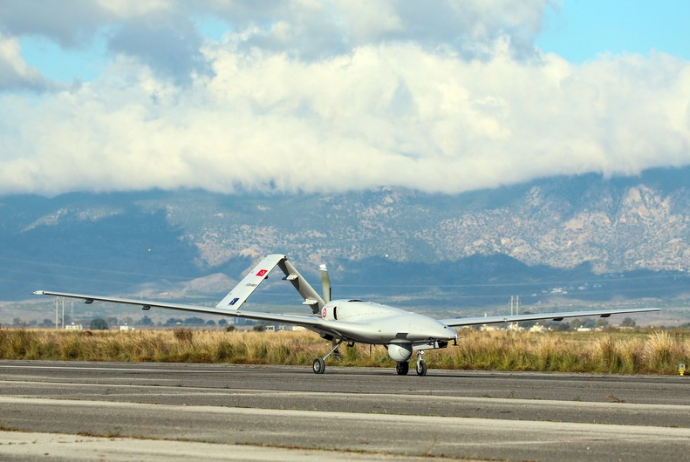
[0,0,689,196]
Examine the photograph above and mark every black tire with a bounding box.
[395,361,409,375]
[416,360,427,376]
[312,358,326,374]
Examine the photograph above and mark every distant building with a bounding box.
[65,323,83,331]
[480,325,500,332]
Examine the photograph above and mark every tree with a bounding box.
[184,317,205,325]
[218,319,228,326]
[225,325,236,332]
[552,321,571,332]
[596,318,609,328]
[253,324,265,332]
[621,317,637,328]
[138,315,153,326]
[89,318,109,330]
[206,320,216,326]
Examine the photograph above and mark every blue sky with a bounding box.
[20,34,107,82]
[1,1,689,196]
[538,1,690,62]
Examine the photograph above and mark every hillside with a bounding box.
[1,167,690,305]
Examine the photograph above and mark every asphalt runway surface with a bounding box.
[1,360,689,461]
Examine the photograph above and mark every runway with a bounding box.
[1,361,689,461]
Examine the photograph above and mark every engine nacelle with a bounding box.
[387,343,413,362]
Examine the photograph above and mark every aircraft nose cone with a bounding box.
[436,323,457,341]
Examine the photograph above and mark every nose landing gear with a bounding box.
[312,339,344,374]
[395,351,428,376]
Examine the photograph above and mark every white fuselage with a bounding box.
[318,299,457,345]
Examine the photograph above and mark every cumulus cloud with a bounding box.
[0,0,117,48]
[205,0,550,60]
[107,14,208,84]
[0,0,195,82]
[0,32,53,91]
[0,1,689,196]
[0,0,191,44]
[2,42,690,196]
[0,1,550,78]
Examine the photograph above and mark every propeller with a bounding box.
[320,264,331,303]
[320,263,341,358]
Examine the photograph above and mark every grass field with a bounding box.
[1,328,688,374]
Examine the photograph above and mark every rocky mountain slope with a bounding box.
[1,167,690,303]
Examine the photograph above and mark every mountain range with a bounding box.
[2,166,690,307]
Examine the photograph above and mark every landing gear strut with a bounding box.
[415,350,427,376]
[312,339,344,374]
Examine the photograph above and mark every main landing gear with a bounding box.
[395,351,427,376]
[312,339,344,374]
[395,361,409,375]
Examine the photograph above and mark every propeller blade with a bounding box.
[320,264,331,303]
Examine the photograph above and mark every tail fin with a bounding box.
[216,254,326,314]
[277,258,325,314]
[216,254,286,310]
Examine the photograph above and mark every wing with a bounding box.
[34,288,334,330]
[34,253,331,331]
[439,307,659,328]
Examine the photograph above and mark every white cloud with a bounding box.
[1,41,689,196]
[0,1,689,196]
[0,32,52,91]
[0,0,175,47]
[206,0,551,60]
[1,1,551,75]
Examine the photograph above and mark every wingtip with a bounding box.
[33,290,45,295]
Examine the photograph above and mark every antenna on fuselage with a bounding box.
[320,264,331,303]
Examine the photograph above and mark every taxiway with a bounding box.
[0,361,688,461]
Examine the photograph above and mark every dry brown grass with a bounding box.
[0,327,688,374]
[423,329,690,374]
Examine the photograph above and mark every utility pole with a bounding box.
[515,295,520,315]
[509,295,520,331]
[54,297,65,329]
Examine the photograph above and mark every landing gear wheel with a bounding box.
[416,359,427,376]
[396,361,409,375]
[312,358,326,374]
